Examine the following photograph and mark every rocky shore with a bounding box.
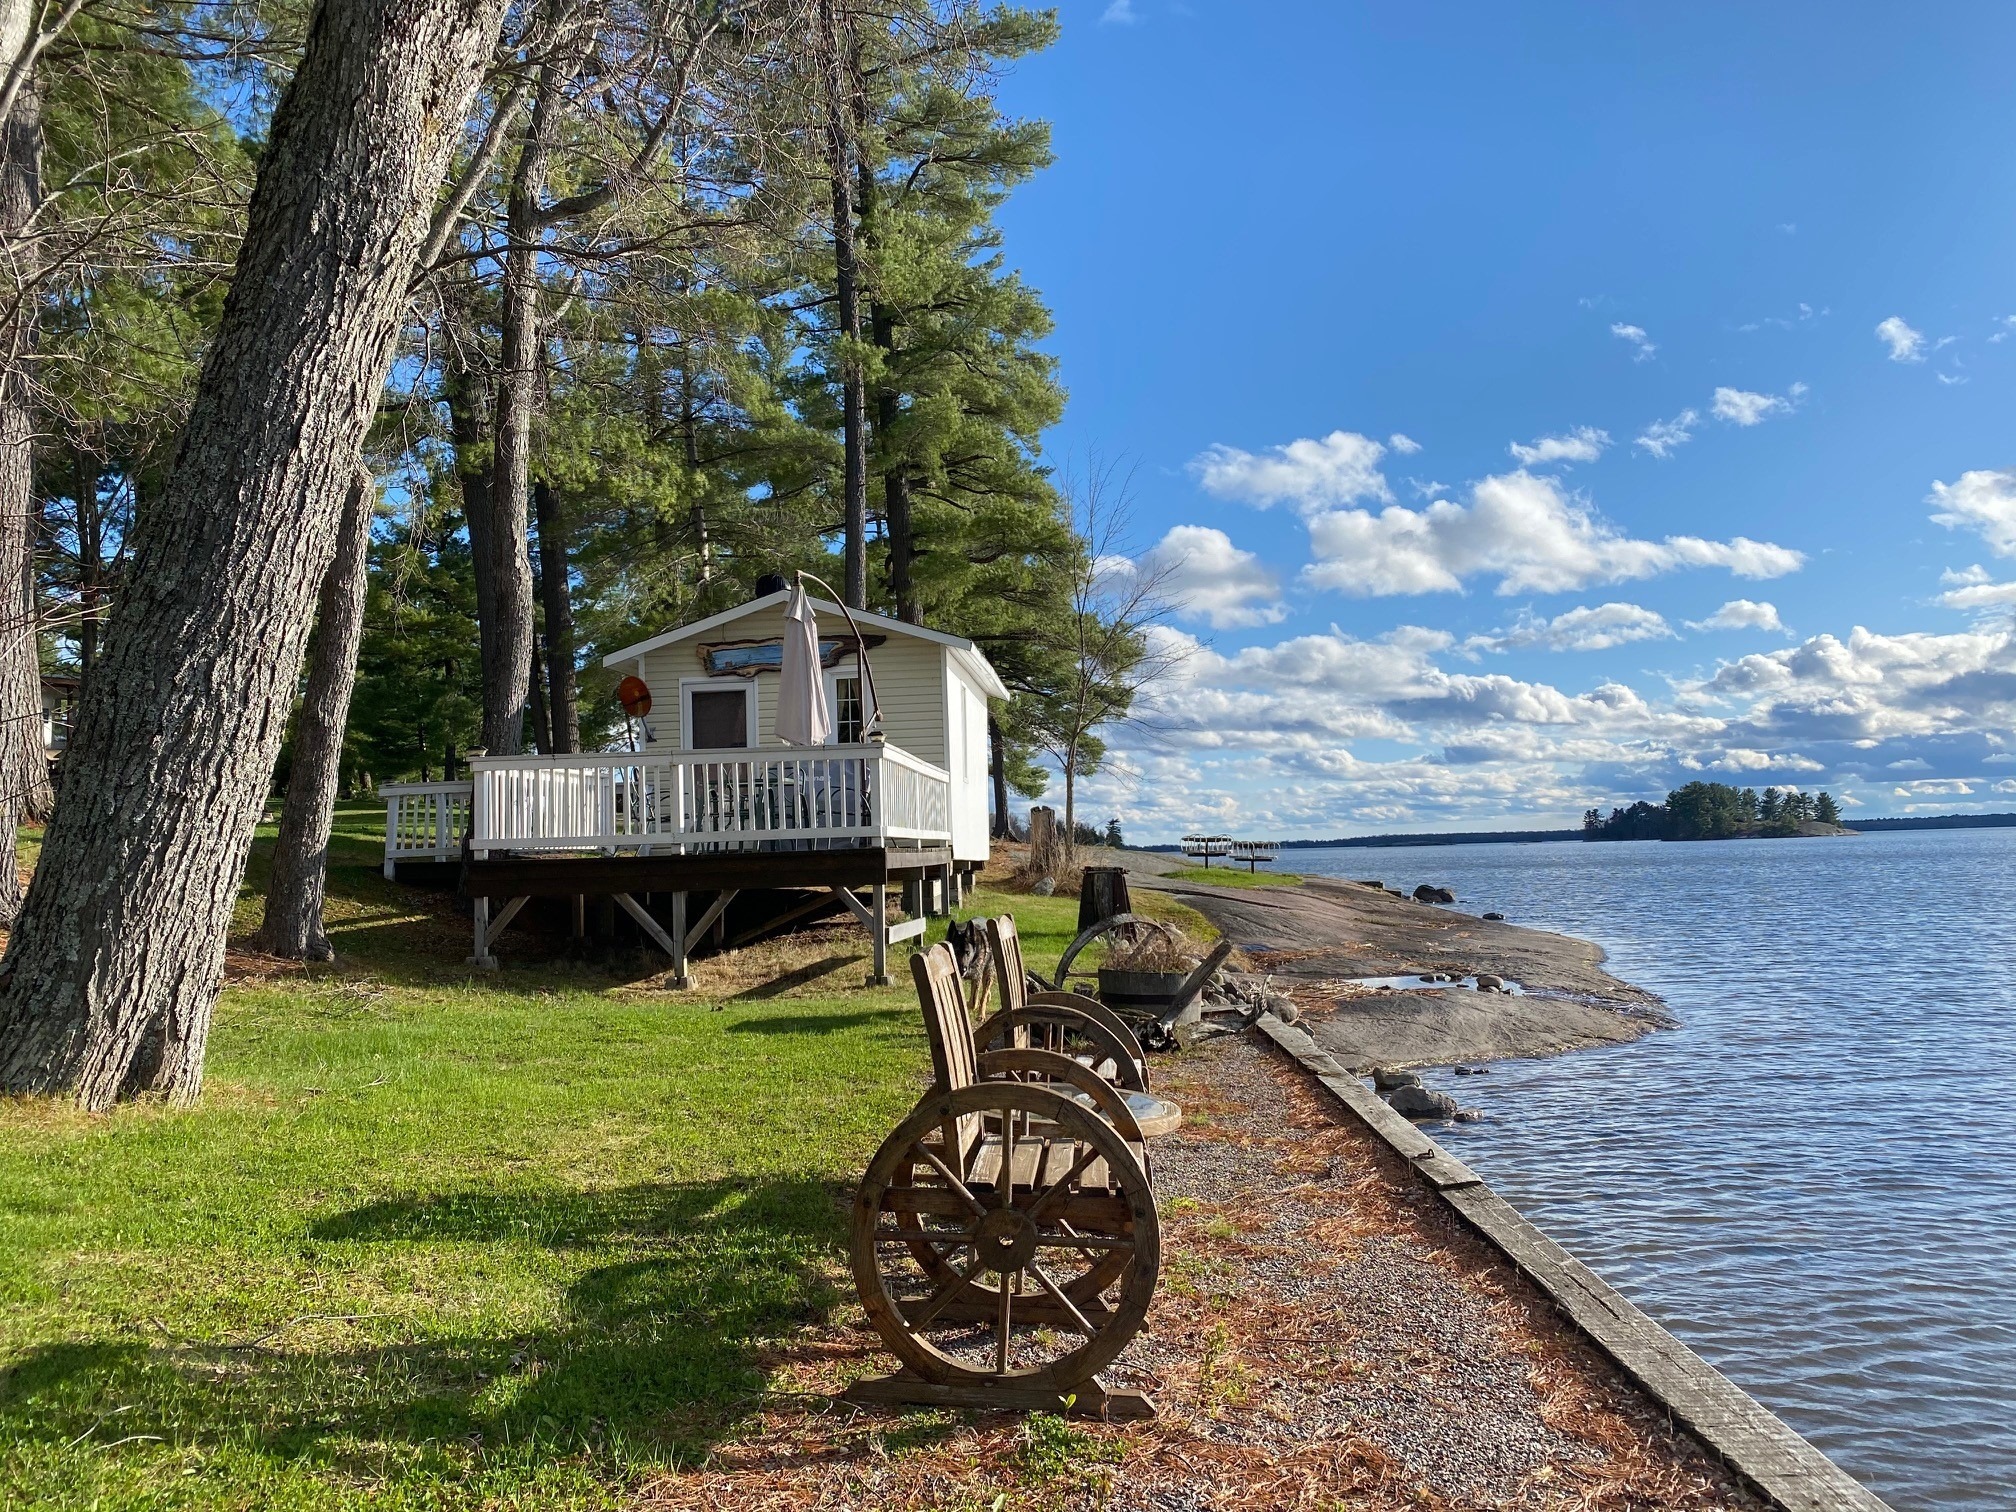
[1116,852,1672,1076]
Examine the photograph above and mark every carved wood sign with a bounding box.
[696,634,885,677]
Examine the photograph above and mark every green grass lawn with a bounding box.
[0,802,1160,1510]
[1163,866,1300,889]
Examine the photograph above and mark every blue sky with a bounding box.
[989,1,2016,840]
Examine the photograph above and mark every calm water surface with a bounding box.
[1287,829,2016,1512]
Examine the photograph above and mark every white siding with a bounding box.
[631,601,945,763]
[945,657,992,865]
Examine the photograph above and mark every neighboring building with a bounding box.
[41,674,79,755]
[602,589,1008,868]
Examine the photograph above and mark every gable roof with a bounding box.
[602,590,1011,699]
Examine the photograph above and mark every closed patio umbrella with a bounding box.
[775,580,832,746]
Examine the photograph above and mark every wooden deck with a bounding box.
[384,743,968,985]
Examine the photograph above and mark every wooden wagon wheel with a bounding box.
[887,1051,1149,1296]
[973,1006,1148,1092]
[851,1082,1160,1391]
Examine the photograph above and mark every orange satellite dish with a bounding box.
[617,675,652,718]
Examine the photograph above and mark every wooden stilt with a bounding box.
[871,882,889,984]
[468,896,497,969]
[571,894,586,939]
[615,892,690,988]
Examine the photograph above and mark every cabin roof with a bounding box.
[602,589,1011,700]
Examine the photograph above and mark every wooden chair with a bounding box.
[979,914,1150,1091]
[845,944,1160,1419]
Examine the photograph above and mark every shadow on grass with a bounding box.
[0,1178,847,1485]
[724,1008,906,1036]
[727,955,860,1001]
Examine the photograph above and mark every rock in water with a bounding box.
[1386,1084,1461,1120]
[1483,912,1506,921]
[1475,973,1502,989]
[1413,884,1457,904]
[1372,1067,1423,1091]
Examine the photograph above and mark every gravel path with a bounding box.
[645,1026,1759,1511]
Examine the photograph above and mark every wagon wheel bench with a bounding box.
[842,941,1164,1419]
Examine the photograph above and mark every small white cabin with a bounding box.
[602,590,1007,866]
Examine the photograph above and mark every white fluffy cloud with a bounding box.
[1876,316,1926,363]
[1508,426,1610,467]
[1191,430,1392,513]
[1467,602,1675,654]
[1712,383,1804,426]
[1610,323,1656,361]
[1099,0,1138,22]
[1298,469,1804,597]
[1387,432,1422,455]
[1137,524,1285,629]
[1635,408,1698,458]
[1929,469,2016,557]
[1066,608,2016,840]
[1688,599,1788,633]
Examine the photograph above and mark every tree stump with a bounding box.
[1028,804,1060,879]
[1078,866,1132,932]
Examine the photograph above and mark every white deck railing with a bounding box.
[382,780,474,876]
[455,742,952,855]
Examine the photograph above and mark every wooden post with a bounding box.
[871,882,889,984]
[671,890,690,987]
[1078,866,1132,933]
[571,894,585,939]
[469,896,497,970]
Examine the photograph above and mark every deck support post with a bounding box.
[571,894,586,940]
[871,883,890,984]
[468,895,497,969]
[615,891,690,987]
[951,866,966,908]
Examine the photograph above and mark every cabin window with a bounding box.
[682,680,755,749]
[830,674,864,745]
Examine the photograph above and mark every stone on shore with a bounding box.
[1372,1068,1423,1091]
[1414,884,1457,904]
[1386,1084,1461,1120]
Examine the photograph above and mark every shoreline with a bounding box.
[1115,851,1670,1073]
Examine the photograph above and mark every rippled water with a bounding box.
[1286,829,2016,1512]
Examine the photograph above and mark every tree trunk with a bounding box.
[1062,738,1078,865]
[257,469,373,960]
[0,0,512,1109]
[526,630,552,754]
[533,479,577,751]
[989,711,1010,839]
[819,0,866,609]
[857,155,916,624]
[479,83,555,756]
[0,0,43,922]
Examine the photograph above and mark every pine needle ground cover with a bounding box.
[0,805,1110,1510]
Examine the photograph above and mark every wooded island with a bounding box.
[1583,781,1847,841]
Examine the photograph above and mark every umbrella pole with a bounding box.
[793,570,885,741]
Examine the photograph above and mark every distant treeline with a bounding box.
[1138,808,2016,853]
[1584,782,1841,841]
[1844,812,2016,832]
[1140,829,1583,853]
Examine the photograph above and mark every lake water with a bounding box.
[1284,829,2016,1512]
